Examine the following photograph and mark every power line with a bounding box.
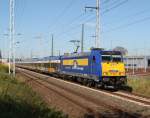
[103,16,150,33]
[49,0,75,31]
[55,15,95,39]
[16,0,27,30]
[51,12,95,35]
[102,0,128,15]
[51,13,85,33]
[102,0,111,4]
[103,8,150,27]
[56,0,128,40]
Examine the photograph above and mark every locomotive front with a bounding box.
[101,51,127,88]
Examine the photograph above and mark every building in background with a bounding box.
[124,56,150,71]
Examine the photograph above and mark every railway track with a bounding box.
[113,91,150,105]
[17,66,150,105]
[17,67,150,118]
[17,66,150,106]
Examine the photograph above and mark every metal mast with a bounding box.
[9,0,15,76]
[81,24,84,53]
[96,0,100,48]
[51,34,54,57]
[85,0,100,48]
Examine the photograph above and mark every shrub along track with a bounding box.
[17,67,150,118]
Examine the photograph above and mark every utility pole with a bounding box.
[85,0,100,48]
[51,34,54,57]
[9,0,15,76]
[144,52,147,73]
[96,0,100,48]
[81,24,84,53]
[132,56,135,75]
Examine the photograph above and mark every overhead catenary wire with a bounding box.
[55,15,95,39]
[101,0,121,6]
[102,16,150,33]
[101,0,128,15]
[51,11,95,35]
[49,0,76,31]
[16,0,27,30]
[102,8,150,27]
[102,0,111,4]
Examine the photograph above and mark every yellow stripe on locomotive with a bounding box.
[63,58,88,66]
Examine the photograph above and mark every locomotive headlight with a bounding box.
[103,72,108,76]
[103,72,106,76]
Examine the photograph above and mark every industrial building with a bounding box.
[123,55,150,70]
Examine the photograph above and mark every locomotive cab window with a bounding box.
[102,55,111,62]
[102,54,122,62]
[112,55,122,62]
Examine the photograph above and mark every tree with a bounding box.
[113,46,128,55]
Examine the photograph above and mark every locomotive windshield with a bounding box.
[102,54,122,62]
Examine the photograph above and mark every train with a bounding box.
[17,48,127,89]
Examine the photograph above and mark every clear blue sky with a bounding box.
[0,0,150,58]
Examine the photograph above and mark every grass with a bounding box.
[127,76,150,97]
[0,64,8,73]
[0,64,67,118]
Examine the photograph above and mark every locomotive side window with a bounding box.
[92,56,96,62]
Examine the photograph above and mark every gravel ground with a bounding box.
[16,68,150,118]
[16,73,87,118]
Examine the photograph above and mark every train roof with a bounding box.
[17,60,60,64]
[62,52,90,58]
[101,51,122,55]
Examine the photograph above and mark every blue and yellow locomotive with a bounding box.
[60,48,126,88]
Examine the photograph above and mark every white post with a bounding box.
[132,56,135,75]
[9,0,12,75]
[9,0,15,77]
[144,55,147,72]
[96,0,100,48]
[126,56,128,71]
[12,0,15,77]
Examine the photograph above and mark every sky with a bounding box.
[0,0,150,58]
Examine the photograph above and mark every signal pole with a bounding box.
[81,24,84,53]
[9,0,15,76]
[85,0,100,48]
